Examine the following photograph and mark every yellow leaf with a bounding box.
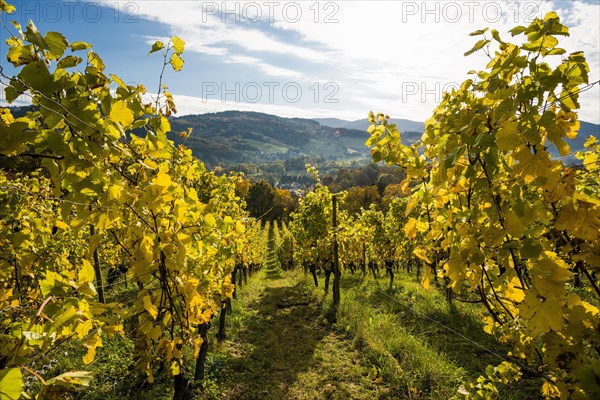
[170,361,180,376]
[504,210,525,237]
[519,290,564,335]
[152,170,172,189]
[416,220,429,233]
[171,36,185,54]
[55,220,69,231]
[554,137,570,156]
[529,252,572,294]
[235,220,245,234]
[138,235,155,262]
[413,247,432,264]
[0,368,23,400]
[555,199,600,241]
[83,334,102,364]
[567,293,599,316]
[174,199,186,223]
[542,381,561,398]
[193,336,203,357]
[107,184,124,203]
[110,100,134,127]
[204,214,216,227]
[421,267,432,290]
[170,53,184,71]
[78,259,95,284]
[75,319,93,339]
[143,295,159,320]
[404,218,417,239]
[148,325,161,341]
[583,151,597,168]
[496,120,520,151]
[504,276,525,303]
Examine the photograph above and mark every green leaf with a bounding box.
[45,32,68,59]
[520,239,542,259]
[170,53,184,71]
[560,91,579,110]
[491,29,504,44]
[4,79,27,104]
[509,26,526,36]
[6,42,36,67]
[464,39,489,56]
[38,371,93,398]
[19,60,55,93]
[71,41,91,51]
[88,52,105,71]
[57,55,82,69]
[0,368,24,400]
[24,21,48,51]
[469,28,489,36]
[472,133,494,149]
[149,40,164,54]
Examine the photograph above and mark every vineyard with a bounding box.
[0,1,599,399]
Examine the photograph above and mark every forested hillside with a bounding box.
[168,111,374,165]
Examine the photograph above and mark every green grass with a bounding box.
[25,243,545,399]
[207,265,397,399]
[326,269,543,399]
[242,138,289,154]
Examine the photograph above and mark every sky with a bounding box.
[1,0,599,124]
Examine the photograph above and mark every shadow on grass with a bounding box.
[221,280,327,399]
[339,272,366,290]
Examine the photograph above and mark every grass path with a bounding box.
[210,248,394,399]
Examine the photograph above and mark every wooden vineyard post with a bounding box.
[332,195,341,307]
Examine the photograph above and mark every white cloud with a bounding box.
[226,55,304,79]
[151,92,363,120]
[92,1,600,123]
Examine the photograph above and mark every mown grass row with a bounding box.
[28,250,544,399]
[323,269,543,399]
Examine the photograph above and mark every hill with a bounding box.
[3,106,598,166]
[313,117,425,133]
[313,115,600,160]
[168,111,375,165]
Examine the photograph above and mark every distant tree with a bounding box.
[335,168,353,190]
[246,180,275,219]
[381,183,406,212]
[266,160,286,177]
[342,186,380,215]
[376,172,404,195]
[272,188,298,220]
[284,156,309,172]
[353,170,371,187]
[363,163,380,183]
